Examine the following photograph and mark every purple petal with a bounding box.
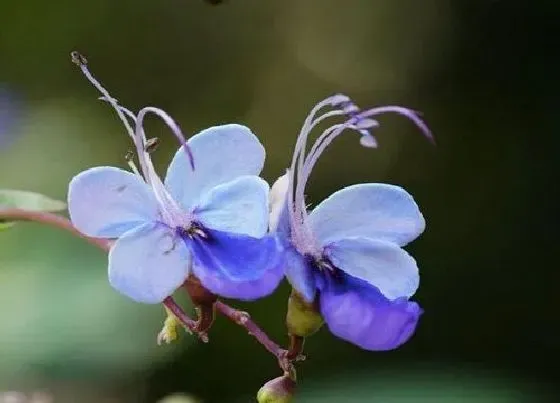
[325,237,419,300]
[165,124,265,211]
[319,275,422,351]
[187,229,284,299]
[309,183,425,247]
[192,262,284,301]
[195,176,269,237]
[68,166,158,238]
[108,222,191,304]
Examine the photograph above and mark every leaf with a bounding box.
[0,189,66,230]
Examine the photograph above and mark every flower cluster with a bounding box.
[67,54,431,367]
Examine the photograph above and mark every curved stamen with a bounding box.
[133,107,194,227]
[136,107,195,170]
[292,104,433,249]
[287,95,350,232]
[71,52,135,142]
[294,123,347,226]
[98,96,137,122]
[360,106,434,143]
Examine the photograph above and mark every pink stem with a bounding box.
[0,208,295,370]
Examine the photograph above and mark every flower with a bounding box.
[272,94,432,350]
[67,56,284,304]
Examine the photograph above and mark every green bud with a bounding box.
[286,291,323,337]
[257,375,296,403]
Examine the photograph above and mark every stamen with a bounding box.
[290,99,433,254]
[136,107,195,170]
[98,97,137,122]
[144,137,160,153]
[124,150,141,176]
[70,51,136,142]
[287,95,350,232]
[360,106,434,144]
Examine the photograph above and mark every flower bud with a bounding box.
[286,291,323,337]
[257,375,296,403]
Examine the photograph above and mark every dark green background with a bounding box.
[0,1,557,402]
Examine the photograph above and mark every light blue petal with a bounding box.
[108,222,190,304]
[284,245,316,303]
[325,237,419,300]
[68,166,158,238]
[195,176,269,238]
[165,124,265,210]
[308,183,425,247]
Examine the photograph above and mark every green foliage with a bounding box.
[0,189,66,230]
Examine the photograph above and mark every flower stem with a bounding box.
[0,208,110,251]
[0,208,299,373]
[163,296,209,342]
[214,301,297,374]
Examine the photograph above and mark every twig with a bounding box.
[214,301,294,372]
[0,208,297,372]
[0,208,110,251]
[163,296,209,342]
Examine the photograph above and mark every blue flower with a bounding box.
[67,62,284,304]
[272,95,432,351]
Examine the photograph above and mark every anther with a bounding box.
[144,137,160,153]
[124,150,134,162]
[70,51,87,66]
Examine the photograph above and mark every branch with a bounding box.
[0,208,109,251]
[215,301,297,373]
[215,301,283,356]
[0,208,297,372]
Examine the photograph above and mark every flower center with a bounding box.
[176,221,209,240]
[306,254,343,282]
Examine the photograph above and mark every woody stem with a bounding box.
[0,208,297,372]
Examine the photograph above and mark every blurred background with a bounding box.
[0,0,557,401]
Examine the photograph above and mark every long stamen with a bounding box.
[70,52,135,142]
[287,95,350,231]
[134,107,195,226]
[300,106,432,197]
[294,123,346,224]
[360,106,434,143]
[136,107,195,170]
[290,100,433,254]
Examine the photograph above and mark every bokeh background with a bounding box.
[0,0,558,402]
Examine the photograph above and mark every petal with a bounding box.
[269,173,290,233]
[309,183,425,246]
[108,222,190,304]
[191,264,284,301]
[325,237,419,300]
[284,245,317,303]
[186,229,284,300]
[195,176,269,238]
[165,124,265,210]
[68,166,158,238]
[319,275,422,351]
